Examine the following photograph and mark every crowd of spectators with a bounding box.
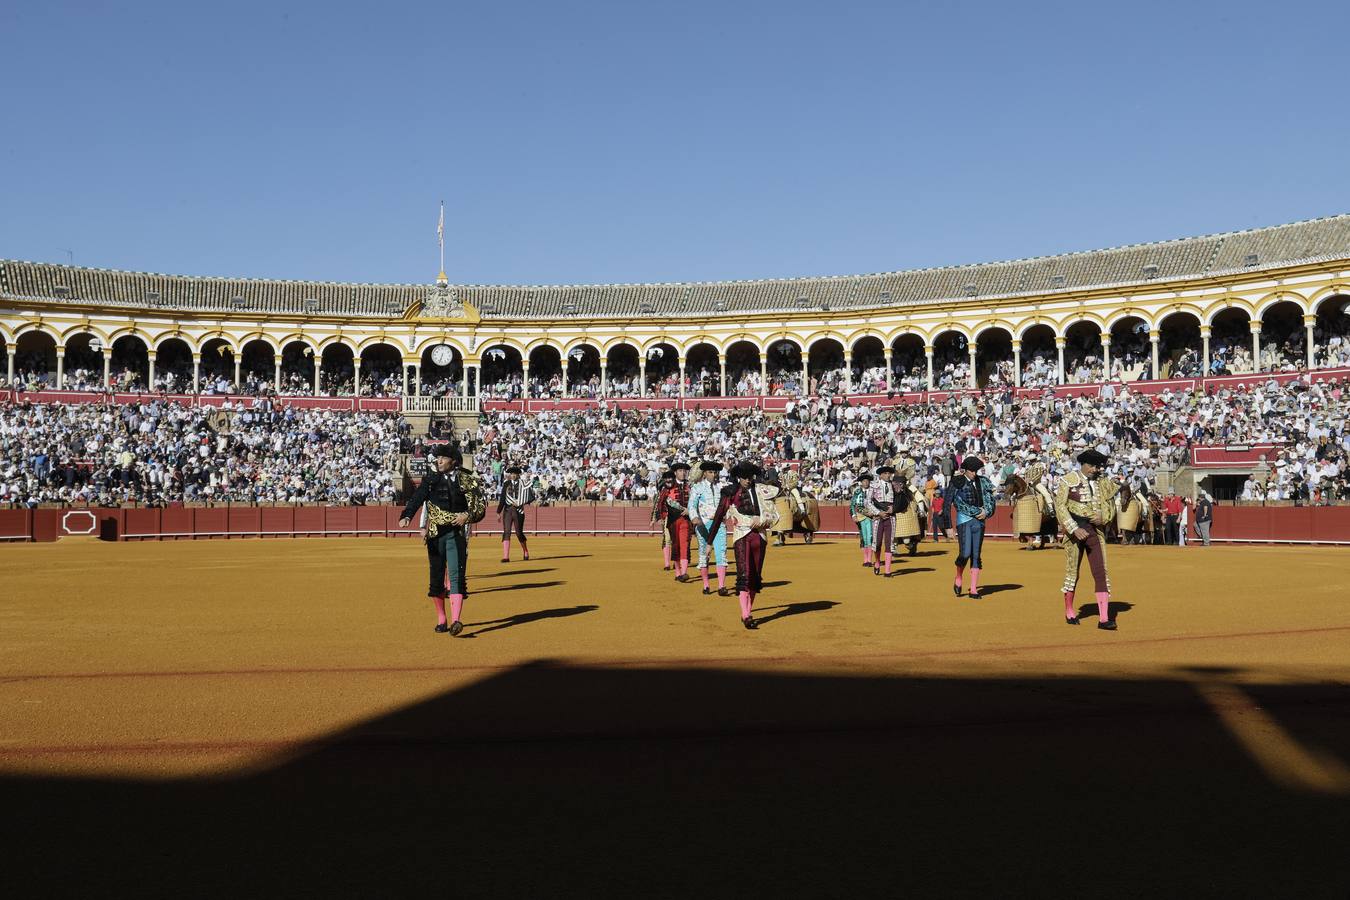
[471,375,1350,508]
[1,398,406,507]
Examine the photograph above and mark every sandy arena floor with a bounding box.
[2,535,1348,897]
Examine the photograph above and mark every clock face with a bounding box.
[430,344,454,367]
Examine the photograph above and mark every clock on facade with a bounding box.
[430,344,455,367]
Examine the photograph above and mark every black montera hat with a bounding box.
[857,470,874,481]
[729,461,762,481]
[671,461,691,472]
[876,465,896,476]
[1077,449,1109,467]
[506,465,522,474]
[432,444,458,459]
[960,456,984,472]
[699,461,723,472]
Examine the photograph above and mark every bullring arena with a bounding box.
[3,218,1350,897]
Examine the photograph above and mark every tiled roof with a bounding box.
[4,215,1348,320]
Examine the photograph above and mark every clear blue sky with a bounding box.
[3,0,1347,286]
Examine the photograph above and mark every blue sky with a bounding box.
[3,0,1347,286]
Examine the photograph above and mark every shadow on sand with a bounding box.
[461,604,600,638]
[752,600,840,625]
[3,660,1347,897]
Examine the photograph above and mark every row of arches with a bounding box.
[4,295,1347,396]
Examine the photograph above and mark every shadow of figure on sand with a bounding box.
[752,600,840,626]
[1077,600,1135,623]
[461,604,600,638]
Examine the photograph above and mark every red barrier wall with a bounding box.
[6,503,1350,544]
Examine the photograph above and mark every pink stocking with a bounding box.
[970,567,981,593]
[1064,590,1077,617]
[449,593,464,623]
[432,596,447,626]
[884,551,893,575]
[700,567,710,589]
[953,563,966,588]
[663,545,671,568]
[501,540,510,560]
[716,565,726,589]
[521,539,529,560]
[738,590,752,619]
[1096,591,1110,623]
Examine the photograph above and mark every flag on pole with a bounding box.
[437,201,444,250]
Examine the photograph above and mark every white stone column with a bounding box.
[401,362,409,397]
[843,350,853,393]
[678,357,686,398]
[638,360,645,397]
[413,363,421,397]
[925,346,934,390]
[353,358,361,396]
[884,348,893,391]
[6,350,14,386]
[600,360,608,395]
[193,354,201,392]
[233,356,241,390]
[968,345,978,389]
[462,365,470,401]
[718,353,726,396]
[1012,341,1022,388]
[801,356,809,395]
[1055,338,1066,384]
[274,360,282,394]
[1251,322,1262,373]
[313,358,322,395]
[1199,328,1210,376]
[56,351,65,389]
[758,354,766,395]
[147,351,156,389]
[1149,335,1160,380]
[102,349,111,388]
[522,362,531,398]
[1101,335,1112,381]
[1305,314,1317,369]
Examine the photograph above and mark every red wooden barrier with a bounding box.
[0,508,32,540]
[534,507,567,533]
[162,507,194,539]
[294,506,325,535]
[32,509,59,542]
[260,506,295,538]
[228,507,262,538]
[356,506,388,535]
[325,508,358,535]
[195,508,228,538]
[594,507,625,534]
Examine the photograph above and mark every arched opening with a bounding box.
[765,339,803,396]
[200,337,236,393]
[110,335,149,391]
[931,330,968,390]
[725,340,761,396]
[1108,316,1151,381]
[1063,321,1103,384]
[13,331,57,389]
[1019,324,1056,387]
[975,327,1013,388]
[527,346,564,398]
[0,335,7,386]
[1158,312,1202,378]
[604,344,640,397]
[1209,308,1253,375]
[419,343,463,397]
[240,339,276,395]
[359,343,402,396]
[481,345,524,399]
[319,343,355,396]
[566,345,602,398]
[807,337,845,395]
[154,337,194,392]
[280,341,317,395]
[1313,294,1350,368]
[1258,301,1305,372]
[890,334,925,392]
[62,332,104,390]
[645,342,679,397]
[684,343,720,397]
[851,336,886,393]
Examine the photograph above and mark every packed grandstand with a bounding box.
[2,214,1350,517]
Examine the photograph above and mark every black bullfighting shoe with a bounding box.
[742,616,758,630]
[1097,620,1117,631]
[449,621,464,636]
[434,623,450,633]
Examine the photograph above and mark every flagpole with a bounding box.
[437,200,446,283]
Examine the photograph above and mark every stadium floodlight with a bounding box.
[712,299,728,312]
[230,296,248,309]
[144,290,160,304]
[964,284,978,297]
[53,285,71,298]
[479,303,498,315]
[1244,254,1259,267]
[880,291,891,302]
[561,302,578,316]
[385,300,404,315]
[1142,265,1160,279]
[639,302,656,315]
[304,298,321,312]
[795,297,810,309]
[1049,275,1066,288]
